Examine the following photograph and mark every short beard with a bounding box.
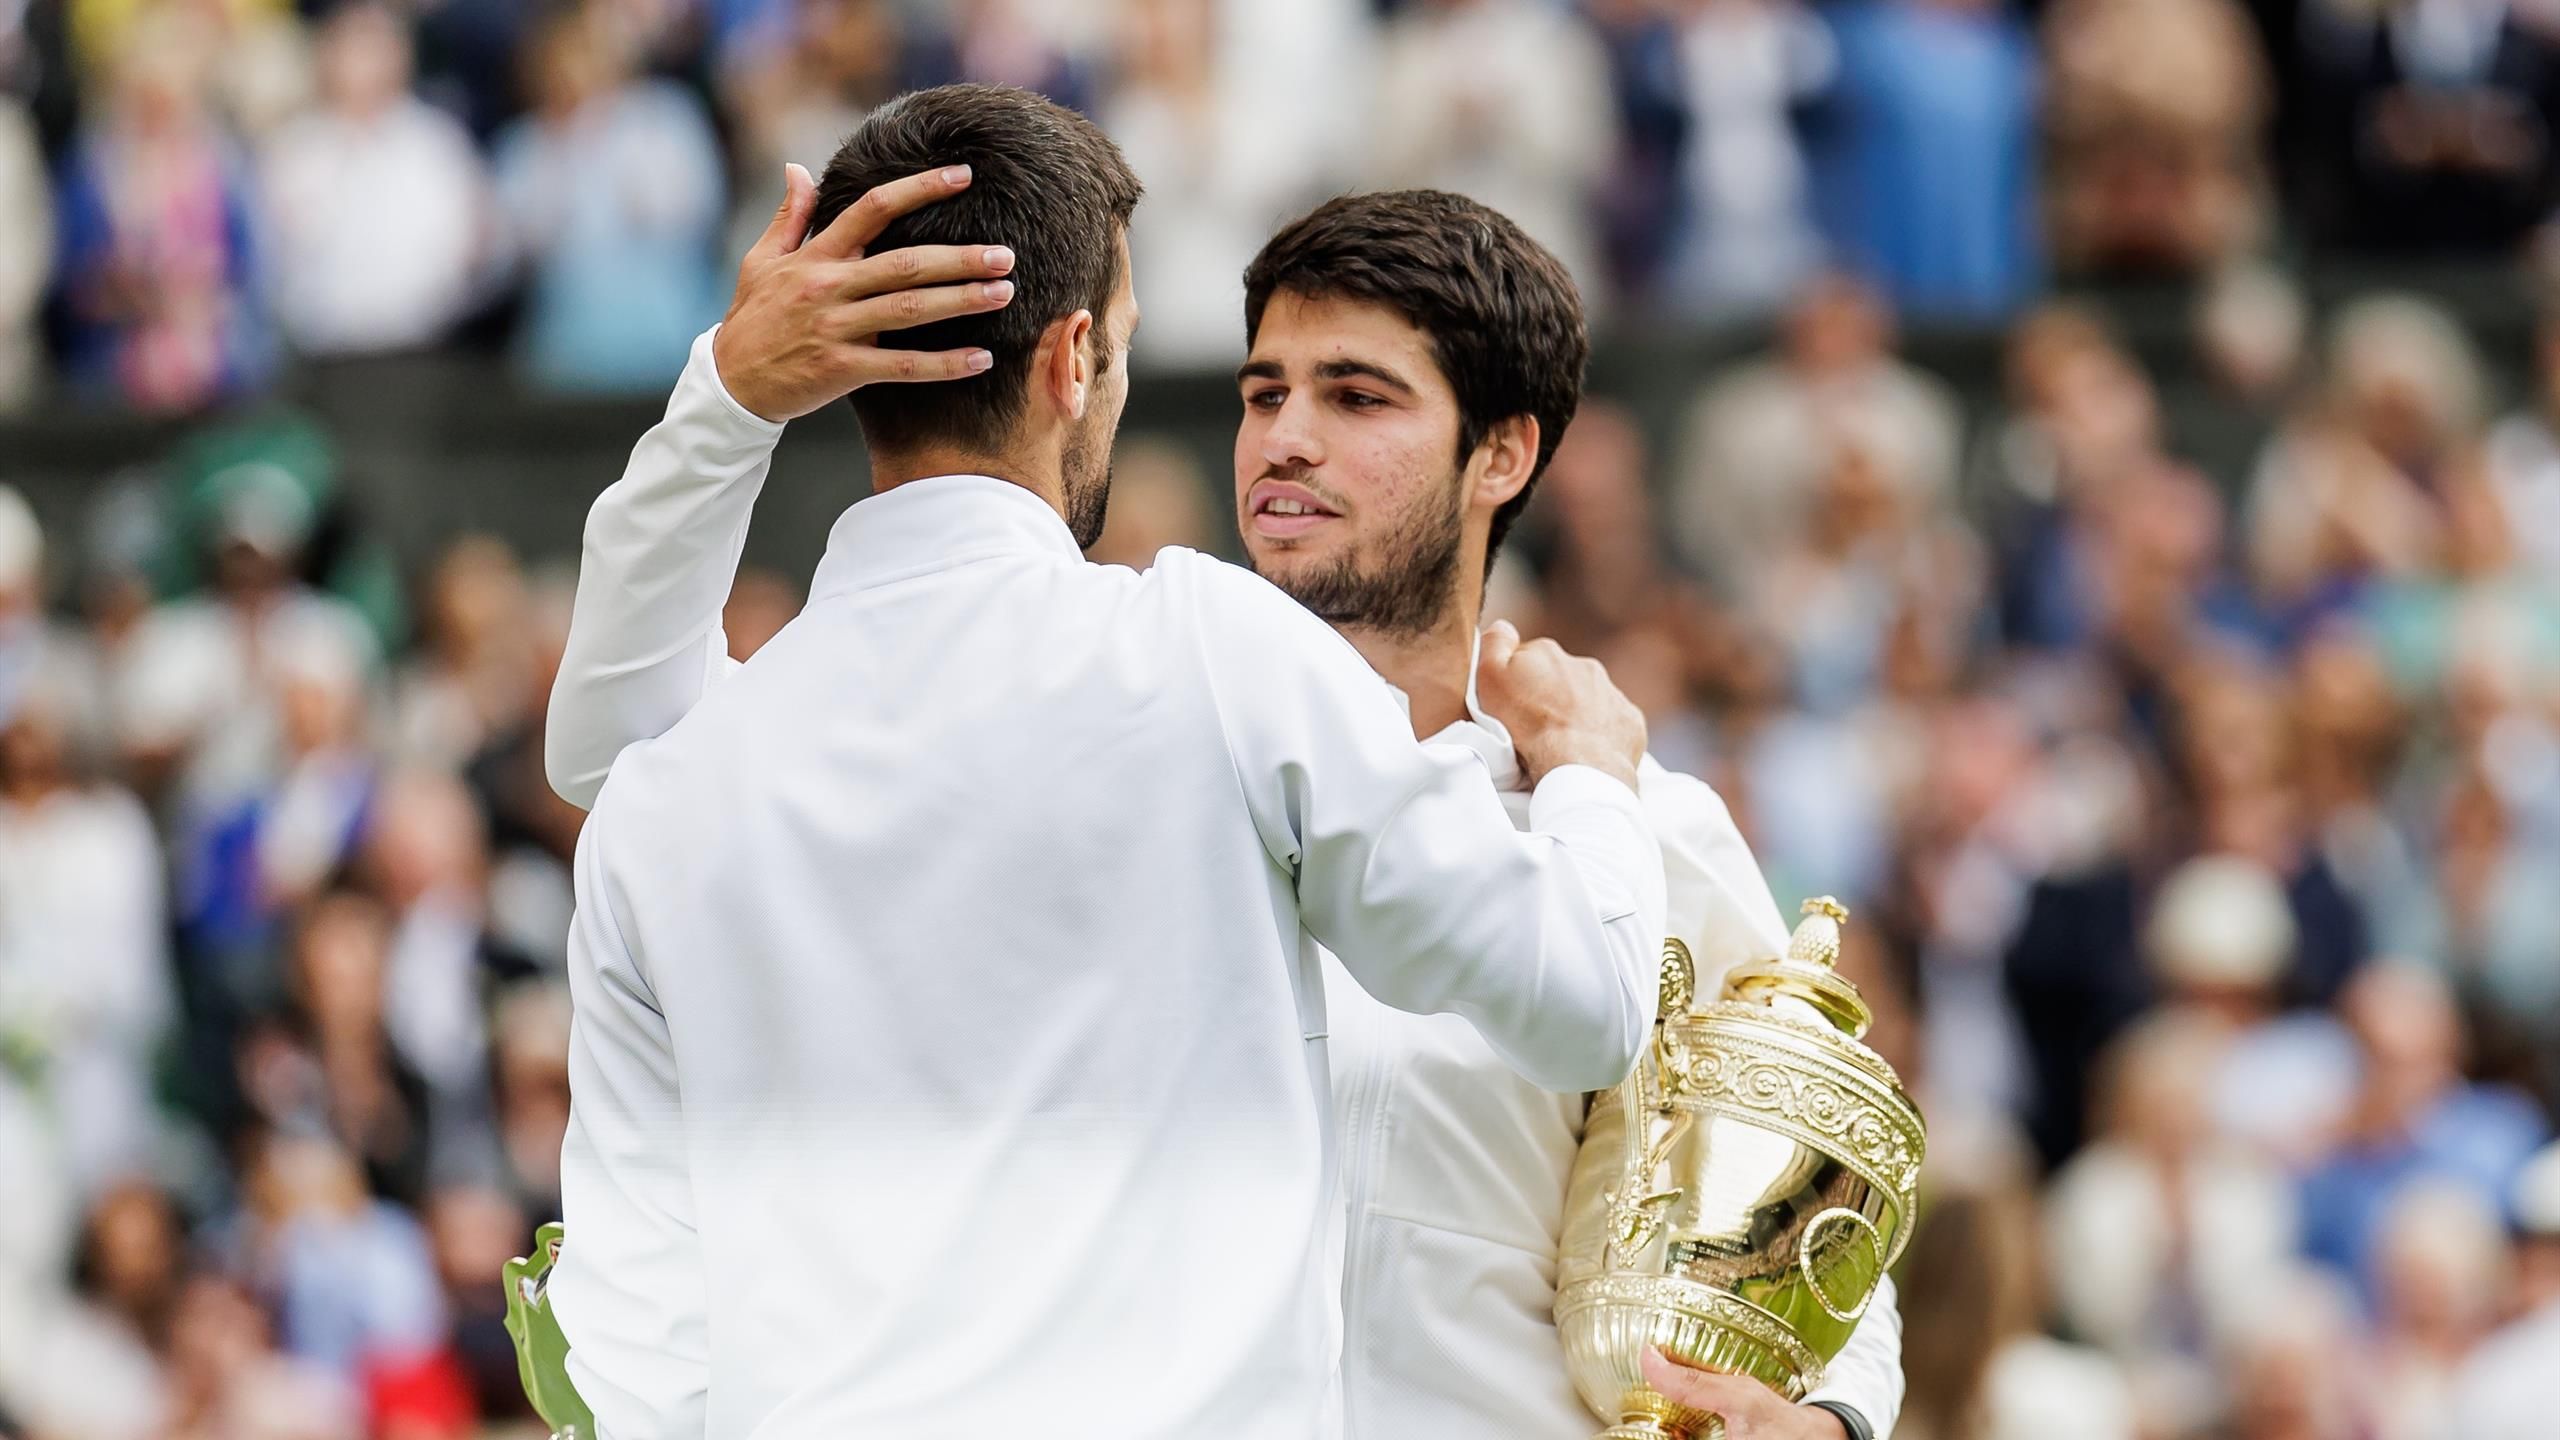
[1255,468,1465,639]
[1063,410,1113,549]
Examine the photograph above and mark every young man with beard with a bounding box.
[544,149,1903,1440]
[543,86,1673,1439]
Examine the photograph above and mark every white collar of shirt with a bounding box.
[810,474,1081,602]
[1385,630,1523,793]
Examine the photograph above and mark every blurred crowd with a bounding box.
[5,1,2560,1440]
[5,0,2560,409]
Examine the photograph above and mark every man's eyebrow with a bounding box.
[1312,359,1415,395]
[1237,359,1285,384]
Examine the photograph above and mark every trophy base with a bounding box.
[1597,1421,1724,1440]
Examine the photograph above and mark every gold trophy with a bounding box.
[1556,899,1925,1440]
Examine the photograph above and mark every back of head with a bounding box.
[1242,189,1588,564]
[815,85,1142,457]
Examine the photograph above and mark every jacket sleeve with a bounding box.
[1191,556,1666,1094]
[546,327,779,809]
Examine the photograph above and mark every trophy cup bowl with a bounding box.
[1556,900,1925,1440]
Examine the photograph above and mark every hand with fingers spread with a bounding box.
[1639,1351,1854,1440]
[712,162,1020,422]
[1472,620,1648,792]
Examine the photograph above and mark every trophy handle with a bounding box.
[1797,1207,1886,1323]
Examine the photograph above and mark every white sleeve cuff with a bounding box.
[686,326,788,439]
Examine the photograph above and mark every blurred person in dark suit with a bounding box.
[2290,0,2560,254]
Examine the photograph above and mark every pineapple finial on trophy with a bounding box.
[1786,897,1849,970]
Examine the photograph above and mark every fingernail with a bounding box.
[967,351,994,372]
[985,280,1015,303]
[944,165,972,186]
[984,246,1014,272]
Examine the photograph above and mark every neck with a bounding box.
[869,444,1067,524]
[1341,586,1483,740]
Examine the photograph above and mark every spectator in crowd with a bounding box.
[904,0,1099,115]
[717,0,906,260]
[492,1,724,392]
[2211,1267,2380,1440]
[2045,1012,2299,1433]
[1657,0,1837,321]
[2290,0,2560,256]
[2143,852,2359,1165]
[1101,0,1367,369]
[175,624,377,1005]
[2042,0,2270,278]
[260,0,490,359]
[1896,1137,2138,1440]
[221,1131,445,1401]
[0,636,172,1198]
[421,1183,534,1427]
[109,458,379,814]
[1368,0,1617,309]
[68,0,312,140]
[1812,0,2040,320]
[50,6,274,413]
[2298,964,2547,1304]
[161,1267,358,1440]
[388,536,535,775]
[361,770,536,1125]
[2247,294,2490,635]
[2482,303,2560,578]
[1082,437,1216,571]
[2449,1142,2560,1440]
[2365,1180,2509,1439]
[1584,0,1689,304]
[1670,272,1963,592]
[236,891,433,1208]
[482,983,568,1223]
[0,1182,188,1440]
[0,96,45,409]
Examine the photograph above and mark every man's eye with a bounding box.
[1340,391,1384,411]
[1245,389,1284,410]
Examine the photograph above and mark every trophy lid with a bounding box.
[1717,897,1875,1041]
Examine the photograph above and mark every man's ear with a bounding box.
[1470,414,1541,512]
[1036,309,1098,421]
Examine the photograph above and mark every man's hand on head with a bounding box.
[1639,1351,1856,1440]
[712,162,1018,423]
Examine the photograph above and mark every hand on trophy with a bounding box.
[1640,1351,1851,1440]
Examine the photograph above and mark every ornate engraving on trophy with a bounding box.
[1556,898,1928,1440]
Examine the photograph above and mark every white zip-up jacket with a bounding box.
[546,329,1904,1437]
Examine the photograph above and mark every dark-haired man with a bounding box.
[551,178,1909,1435]
[542,85,1670,1439]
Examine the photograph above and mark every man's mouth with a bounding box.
[1249,481,1342,540]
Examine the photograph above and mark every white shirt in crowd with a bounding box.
[547,332,1907,1437]
[549,338,1667,1438]
[260,95,488,356]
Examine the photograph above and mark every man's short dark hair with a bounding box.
[1242,191,1589,566]
[814,85,1142,454]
